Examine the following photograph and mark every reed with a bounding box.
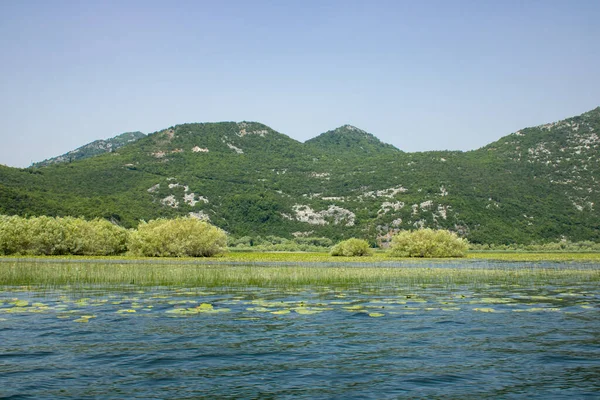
[2,251,600,264]
[1,260,598,288]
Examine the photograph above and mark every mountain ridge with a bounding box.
[31,131,146,168]
[2,107,599,245]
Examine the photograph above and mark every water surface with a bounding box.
[1,277,599,398]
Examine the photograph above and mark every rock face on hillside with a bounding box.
[32,131,145,167]
[2,108,599,244]
[484,107,599,213]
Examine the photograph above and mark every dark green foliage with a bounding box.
[228,235,333,252]
[2,109,600,245]
[305,125,400,155]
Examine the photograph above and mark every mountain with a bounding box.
[1,109,599,245]
[31,131,146,167]
[305,125,400,154]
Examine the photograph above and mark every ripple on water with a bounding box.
[0,282,598,399]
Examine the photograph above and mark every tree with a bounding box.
[330,238,372,256]
[389,229,468,258]
[128,217,227,257]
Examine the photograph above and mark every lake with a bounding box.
[1,263,599,399]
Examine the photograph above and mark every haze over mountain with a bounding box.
[1,107,599,245]
[31,132,146,168]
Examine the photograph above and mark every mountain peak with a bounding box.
[305,125,400,154]
[336,124,366,133]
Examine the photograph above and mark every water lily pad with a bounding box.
[478,298,513,304]
[191,304,230,314]
[369,312,385,317]
[473,308,496,313]
[270,310,290,315]
[293,308,322,315]
[513,307,560,312]
[343,305,365,311]
[5,307,28,313]
[116,309,136,313]
[73,315,95,323]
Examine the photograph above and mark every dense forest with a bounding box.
[1,108,599,245]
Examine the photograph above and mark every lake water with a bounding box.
[1,278,599,398]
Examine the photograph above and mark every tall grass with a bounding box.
[1,260,598,288]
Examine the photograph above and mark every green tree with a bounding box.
[128,217,227,257]
[389,229,468,258]
[330,238,372,256]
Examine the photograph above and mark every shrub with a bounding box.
[128,217,227,257]
[389,229,468,258]
[68,218,130,255]
[330,238,372,257]
[0,215,129,256]
[0,215,29,255]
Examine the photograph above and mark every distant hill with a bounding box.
[2,108,599,245]
[31,131,146,167]
[305,125,400,154]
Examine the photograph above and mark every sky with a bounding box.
[1,0,599,167]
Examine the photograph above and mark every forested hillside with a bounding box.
[1,108,599,245]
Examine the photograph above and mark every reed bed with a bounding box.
[2,250,600,264]
[1,260,598,288]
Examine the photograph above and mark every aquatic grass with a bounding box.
[0,260,598,288]
[2,250,600,264]
[465,252,600,262]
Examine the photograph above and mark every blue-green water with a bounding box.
[1,282,599,399]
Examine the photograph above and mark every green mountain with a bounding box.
[31,131,146,167]
[1,109,599,245]
[305,125,400,154]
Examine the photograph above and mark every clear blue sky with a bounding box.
[1,0,599,167]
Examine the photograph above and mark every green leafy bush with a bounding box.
[0,215,29,255]
[68,218,129,255]
[389,229,468,258]
[0,215,129,255]
[128,217,227,257]
[330,238,372,257]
